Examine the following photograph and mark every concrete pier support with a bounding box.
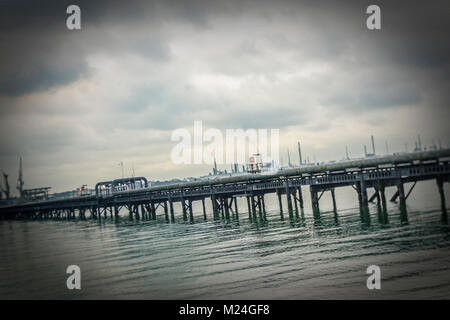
[136,205,141,220]
[310,187,319,210]
[261,195,266,219]
[292,189,299,215]
[164,201,169,222]
[359,174,368,207]
[151,202,156,220]
[140,204,146,219]
[379,183,387,212]
[211,195,217,218]
[256,195,262,219]
[220,197,225,219]
[277,190,283,219]
[202,198,207,220]
[330,188,337,212]
[92,207,98,218]
[182,199,187,221]
[246,196,252,221]
[397,181,406,208]
[298,186,304,208]
[285,181,293,215]
[224,198,230,219]
[251,196,257,218]
[169,199,175,222]
[188,200,194,221]
[437,177,447,214]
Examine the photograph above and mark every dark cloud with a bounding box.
[1,0,449,96]
[0,54,90,96]
[0,0,449,191]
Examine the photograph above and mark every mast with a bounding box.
[297,141,302,165]
[371,135,376,155]
[287,149,291,167]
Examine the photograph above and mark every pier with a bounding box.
[1,149,449,221]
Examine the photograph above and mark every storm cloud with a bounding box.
[0,0,449,192]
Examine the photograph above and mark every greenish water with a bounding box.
[0,181,449,299]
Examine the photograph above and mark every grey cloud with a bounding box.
[321,82,421,111]
[0,56,90,97]
[1,0,449,191]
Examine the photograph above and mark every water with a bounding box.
[1,181,450,299]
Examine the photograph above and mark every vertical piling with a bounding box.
[285,180,293,216]
[202,197,207,220]
[134,204,140,220]
[251,195,257,218]
[298,186,304,208]
[277,190,283,219]
[257,195,263,219]
[224,198,230,219]
[331,188,337,212]
[360,173,368,207]
[140,204,146,219]
[293,189,299,215]
[220,197,225,219]
[246,196,252,221]
[169,199,175,222]
[182,198,187,221]
[211,195,216,219]
[151,202,156,220]
[188,199,194,221]
[379,183,387,212]
[310,187,319,210]
[437,177,447,214]
[164,201,169,222]
[261,195,266,219]
[397,181,406,208]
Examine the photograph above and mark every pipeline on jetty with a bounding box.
[0,149,449,221]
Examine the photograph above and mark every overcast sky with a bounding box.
[0,0,449,193]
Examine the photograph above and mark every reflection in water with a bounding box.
[442,209,449,224]
[376,203,389,225]
[399,204,409,225]
[359,206,371,228]
[0,188,449,300]
[312,207,322,227]
[333,210,340,226]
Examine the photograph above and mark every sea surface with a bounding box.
[1,180,450,299]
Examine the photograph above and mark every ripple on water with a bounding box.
[1,194,450,299]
